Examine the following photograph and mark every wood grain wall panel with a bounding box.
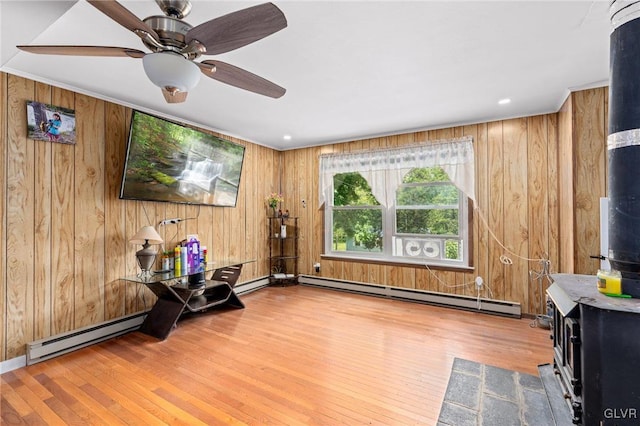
[573,88,606,275]
[257,144,274,274]
[527,115,550,314]
[33,82,53,340]
[195,199,214,273]
[104,103,127,321]
[349,261,369,286]
[414,267,430,292]
[309,147,322,275]
[228,160,245,262]
[0,72,7,360]
[502,118,529,306]
[342,261,357,284]
[281,148,306,272]
[138,201,160,305]
[462,271,476,297]
[124,201,138,314]
[546,113,560,274]
[296,148,311,272]
[557,95,575,273]
[6,75,35,358]
[50,87,75,335]
[302,148,316,273]
[470,123,489,291]
[368,263,387,286]
[74,95,105,328]
[348,139,364,152]
[242,142,257,279]
[314,144,336,275]
[437,270,458,295]
[323,259,339,280]
[487,121,506,301]
[209,197,225,266]
[604,87,609,194]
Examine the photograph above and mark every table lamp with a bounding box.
[130,226,163,277]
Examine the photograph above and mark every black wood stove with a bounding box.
[546,274,640,425]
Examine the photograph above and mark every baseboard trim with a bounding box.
[0,355,27,374]
[298,275,521,317]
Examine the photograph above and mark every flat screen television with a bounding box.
[120,110,245,207]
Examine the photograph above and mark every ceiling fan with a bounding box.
[17,0,287,103]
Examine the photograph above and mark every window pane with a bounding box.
[403,167,449,183]
[333,209,383,252]
[397,184,459,206]
[396,209,459,235]
[444,239,462,260]
[333,173,380,206]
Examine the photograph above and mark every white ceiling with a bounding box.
[0,1,610,150]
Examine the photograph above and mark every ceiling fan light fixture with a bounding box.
[142,52,201,93]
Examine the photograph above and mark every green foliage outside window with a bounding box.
[397,167,460,243]
[332,174,382,252]
[330,166,464,261]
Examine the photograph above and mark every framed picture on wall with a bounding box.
[26,101,76,145]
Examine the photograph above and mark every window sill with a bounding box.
[320,254,474,273]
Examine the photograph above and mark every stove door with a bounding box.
[564,317,582,395]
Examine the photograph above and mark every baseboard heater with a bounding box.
[26,312,147,365]
[235,277,269,295]
[298,275,521,317]
[25,277,270,365]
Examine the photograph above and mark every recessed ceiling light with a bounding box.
[498,98,511,105]
[283,134,292,141]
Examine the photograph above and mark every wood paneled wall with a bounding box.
[558,88,609,274]
[281,87,608,316]
[0,73,280,361]
[0,71,608,362]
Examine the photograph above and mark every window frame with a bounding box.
[324,169,472,268]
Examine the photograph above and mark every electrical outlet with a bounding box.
[302,199,307,208]
[314,262,320,273]
[475,276,484,290]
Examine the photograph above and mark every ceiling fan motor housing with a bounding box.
[143,16,193,52]
[155,0,192,19]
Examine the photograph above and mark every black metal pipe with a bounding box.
[608,1,640,297]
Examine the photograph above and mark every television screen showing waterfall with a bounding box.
[120,110,245,207]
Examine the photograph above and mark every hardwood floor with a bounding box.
[1,285,552,425]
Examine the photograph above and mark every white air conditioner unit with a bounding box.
[397,238,442,259]
[423,240,441,258]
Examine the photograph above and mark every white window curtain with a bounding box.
[319,136,475,207]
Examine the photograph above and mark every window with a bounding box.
[331,173,383,253]
[320,138,474,267]
[394,168,467,263]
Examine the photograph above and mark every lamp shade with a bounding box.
[129,226,163,245]
[142,52,201,93]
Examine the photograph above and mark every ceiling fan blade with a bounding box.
[186,3,287,55]
[87,0,159,41]
[17,45,146,58]
[199,60,286,98]
[162,88,188,104]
